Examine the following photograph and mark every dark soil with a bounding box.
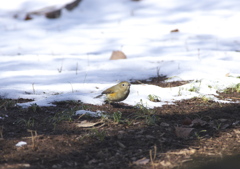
[1,77,240,169]
[131,76,192,88]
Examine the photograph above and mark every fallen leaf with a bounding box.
[221,123,230,130]
[170,29,179,33]
[110,51,127,60]
[117,141,126,148]
[182,117,192,125]
[190,118,207,127]
[24,14,32,20]
[75,120,102,128]
[233,129,240,134]
[233,121,239,126]
[175,127,194,138]
[133,157,149,165]
[159,160,173,167]
[167,148,196,155]
[2,164,30,168]
[45,9,61,19]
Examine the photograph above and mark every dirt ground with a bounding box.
[0,77,240,169]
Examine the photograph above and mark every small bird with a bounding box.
[95,81,131,103]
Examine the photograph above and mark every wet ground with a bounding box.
[0,77,240,169]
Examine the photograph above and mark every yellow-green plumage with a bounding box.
[95,81,131,102]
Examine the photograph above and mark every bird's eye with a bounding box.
[122,84,125,86]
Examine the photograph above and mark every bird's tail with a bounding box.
[94,94,103,98]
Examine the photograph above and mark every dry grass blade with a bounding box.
[27,129,38,149]
[75,120,103,128]
[0,126,3,140]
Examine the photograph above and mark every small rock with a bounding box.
[160,122,170,127]
[221,123,230,130]
[110,51,127,60]
[88,159,97,164]
[190,118,207,127]
[233,121,240,126]
[175,127,194,138]
[146,135,155,139]
[52,164,61,168]
[118,130,125,134]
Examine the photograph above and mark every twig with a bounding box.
[150,145,157,169]
[22,134,43,139]
[149,149,155,169]
[228,97,240,100]
[68,82,74,93]
[0,126,3,139]
[77,113,85,120]
[76,62,78,75]
[27,129,37,149]
[32,83,35,94]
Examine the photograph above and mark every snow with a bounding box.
[15,141,27,147]
[0,0,240,111]
[76,110,103,117]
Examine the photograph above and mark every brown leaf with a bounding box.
[175,127,194,138]
[24,14,32,21]
[45,9,61,19]
[182,117,192,125]
[2,164,30,168]
[170,29,179,33]
[110,51,127,60]
[159,161,173,167]
[167,148,196,155]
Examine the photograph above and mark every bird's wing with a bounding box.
[102,88,114,94]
